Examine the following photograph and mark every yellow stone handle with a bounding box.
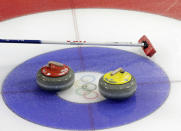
[111,67,124,76]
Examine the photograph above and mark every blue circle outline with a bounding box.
[2,47,170,130]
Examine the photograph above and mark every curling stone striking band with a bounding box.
[99,67,137,100]
[36,61,74,91]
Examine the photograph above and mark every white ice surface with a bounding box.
[57,72,105,103]
[0,9,181,131]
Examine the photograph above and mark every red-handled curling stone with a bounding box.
[41,61,69,77]
[138,35,156,57]
[36,61,75,91]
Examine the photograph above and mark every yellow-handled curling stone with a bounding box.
[36,61,75,91]
[98,67,137,100]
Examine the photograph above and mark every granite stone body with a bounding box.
[36,68,74,91]
[99,75,137,100]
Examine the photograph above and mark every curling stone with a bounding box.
[36,61,74,91]
[99,67,137,100]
